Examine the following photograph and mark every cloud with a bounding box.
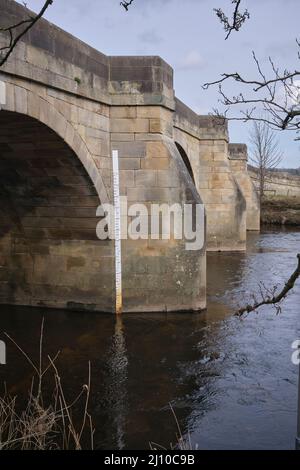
[138,29,163,45]
[177,50,204,70]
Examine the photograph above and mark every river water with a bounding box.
[0,228,299,450]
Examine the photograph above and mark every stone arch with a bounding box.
[2,83,109,205]
[175,142,195,184]
[0,108,113,312]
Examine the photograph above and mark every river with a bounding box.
[0,228,299,450]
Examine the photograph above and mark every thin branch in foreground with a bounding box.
[150,403,195,451]
[214,0,250,40]
[203,43,300,138]
[0,0,53,67]
[235,254,300,317]
[120,0,134,11]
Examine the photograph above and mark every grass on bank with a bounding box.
[0,320,94,450]
[261,195,300,226]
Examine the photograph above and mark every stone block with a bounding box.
[157,170,180,188]
[120,170,135,188]
[110,106,137,118]
[26,44,49,70]
[147,141,169,159]
[127,187,170,202]
[213,151,227,161]
[78,108,109,131]
[134,133,162,141]
[86,137,101,156]
[137,106,172,121]
[110,118,149,133]
[119,158,141,170]
[14,86,28,115]
[27,91,40,120]
[111,133,135,142]
[149,119,163,134]
[135,170,157,187]
[112,141,146,158]
[150,118,173,136]
[141,158,169,170]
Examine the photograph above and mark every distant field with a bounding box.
[273,168,300,176]
[261,195,300,226]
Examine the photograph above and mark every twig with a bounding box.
[203,41,300,139]
[1,322,93,449]
[0,0,53,67]
[236,254,300,316]
[120,0,134,11]
[4,332,39,375]
[214,0,250,40]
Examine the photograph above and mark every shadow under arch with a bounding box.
[0,110,113,312]
[175,142,195,184]
[2,85,109,205]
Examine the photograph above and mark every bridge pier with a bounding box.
[229,144,260,232]
[174,101,248,252]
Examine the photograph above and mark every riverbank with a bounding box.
[261,196,300,226]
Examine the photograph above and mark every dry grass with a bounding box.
[150,404,196,451]
[261,196,300,226]
[0,319,94,450]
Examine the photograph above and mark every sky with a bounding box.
[16,0,300,168]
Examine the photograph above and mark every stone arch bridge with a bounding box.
[0,0,259,314]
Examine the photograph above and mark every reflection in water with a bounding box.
[104,316,128,450]
[0,229,299,449]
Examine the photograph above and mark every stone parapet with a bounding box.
[111,106,206,312]
[228,143,248,162]
[0,0,175,109]
[174,98,228,141]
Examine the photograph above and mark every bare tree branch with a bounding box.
[120,0,134,11]
[203,45,300,139]
[249,121,283,202]
[214,0,250,40]
[235,254,300,317]
[0,0,54,67]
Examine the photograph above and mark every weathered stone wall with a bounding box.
[174,100,247,251]
[0,0,207,312]
[0,0,110,103]
[248,166,300,197]
[0,0,117,312]
[110,105,206,312]
[109,56,174,110]
[0,72,114,311]
[0,111,114,311]
[0,0,260,312]
[229,144,260,231]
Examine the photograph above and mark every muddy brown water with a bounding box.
[0,228,299,450]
